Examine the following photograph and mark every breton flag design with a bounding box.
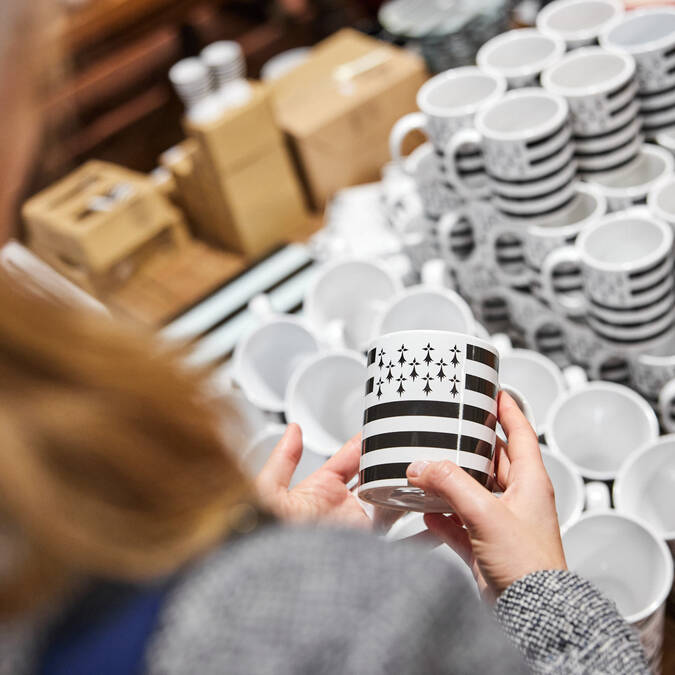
[360,338,500,489]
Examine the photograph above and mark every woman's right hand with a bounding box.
[406,391,567,603]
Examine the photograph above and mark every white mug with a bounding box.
[389,66,506,162]
[285,350,366,457]
[562,511,673,672]
[477,28,565,89]
[648,171,675,228]
[630,328,675,403]
[537,0,624,50]
[304,258,403,352]
[545,381,659,481]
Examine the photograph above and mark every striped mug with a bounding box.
[357,330,526,512]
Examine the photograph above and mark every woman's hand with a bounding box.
[406,391,567,603]
[256,424,376,529]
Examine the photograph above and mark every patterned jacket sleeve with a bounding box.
[494,570,650,674]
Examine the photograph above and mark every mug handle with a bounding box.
[389,112,427,164]
[437,209,470,264]
[421,258,449,288]
[444,127,483,199]
[249,293,275,319]
[562,365,588,391]
[658,378,675,433]
[584,481,611,512]
[540,246,588,317]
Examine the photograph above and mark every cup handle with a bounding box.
[389,112,427,164]
[562,365,588,391]
[248,293,275,319]
[584,481,611,512]
[658,378,675,433]
[421,258,449,288]
[443,127,483,199]
[490,332,512,356]
[501,384,536,430]
[540,246,587,317]
[437,209,470,264]
[322,319,346,350]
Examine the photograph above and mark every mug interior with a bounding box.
[592,148,667,190]
[421,71,501,115]
[549,385,656,477]
[563,514,671,620]
[237,321,318,410]
[546,0,618,33]
[616,438,675,538]
[606,11,675,49]
[481,92,562,137]
[581,216,666,266]
[653,177,675,216]
[541,448,583,530]
[484,33,558,69]
[547,50,628,90]
[532,186,600,232]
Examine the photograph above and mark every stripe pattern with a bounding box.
[359,336,500,492]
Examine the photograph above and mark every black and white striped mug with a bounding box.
[357,330,531,513]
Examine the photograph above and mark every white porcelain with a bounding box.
[304,258,402,351]
[562,511,673,671]
[201,41,245,89]
[243,424,326,486]
[545,381,659,481]
[169,57,212,109]
[577,132,643,174]
[659,378,675,434]
[537,0,624,49]
[541,208,674,316]
[656,126,675,154]
[376,285,476,337]
[588,305,675,344]
[232,314,320,413]
[492,178,577,217]
[490,156,577,200]
[477,28,565,89]
[406,144,463,216]
[389,67,507,161]
[600,7,675,94]
[573,115,642,156]
[541,47,637,136]
[648,172,675,227]
[285,350,366,457]
[614,434,675,554]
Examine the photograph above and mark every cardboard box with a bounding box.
[269,29,427,208]
[182,83,307,259]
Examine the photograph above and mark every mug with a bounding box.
[304,258,402,352]
[630,328,675,406]
[562,511,673,672]
[477,28,565,89]
[285,350,366,457]
[537,0,624,50]
[545,381,659,481]
[590,143,674,212]
[647,171,675,229]
[357,329,528,512]
[389,66,507,162]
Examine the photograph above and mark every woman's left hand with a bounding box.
[256,424,398,530]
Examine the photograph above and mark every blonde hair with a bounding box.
[0,271,257,618]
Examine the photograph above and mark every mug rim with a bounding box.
[647,172,675,225]
[539,443,585,531]
[368,329,497,358]
[613,433,675,540]
[477,28,565,79]
[541,45,634,98]
[416,65,507,119]
[475,87,569,142]
[574,207,674,272]
[537,0,624,42]
[545,381,659,481]
[600,6,675,55]
[561,509,674,624]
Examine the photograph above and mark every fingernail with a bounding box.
[407,460,430,478]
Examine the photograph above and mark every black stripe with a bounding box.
[362,431,458,453]
[359,463,490,486]
[459,435,495,458]
[589,300,675,328]
[639,99,675,117]
[638,80,675,99]
[632,271,673,296]
[494,177,574,202]
[667,64,675,76]
[609,97,634,118]
[589,320,675,345]
[486,157,576,185]
[363,400,460,425]
[574,132,639,158]
[365,377,374,396]
[288,300,304,315]
[530,135,572,166]
[497,193,576,219]
[457,165,486,177]
[466,344,499,370]
[579,151,640,175]
[462,404,497,430]
[367,348,376,366]
[641,118,675,133]
[590,284,674,312]
[465,374,497,399]
[629,256,671,280]
[526,121,568,149]
[665,46,675,59]
[606,76,635,100]
[573,111,639,140]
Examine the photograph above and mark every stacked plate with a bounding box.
[542,47,642,178]
[600,6,675,138]
[201,41,246,89]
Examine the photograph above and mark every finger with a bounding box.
[407,460,497,532]
[256,423,303,492]
[498,391,542,467]
[424,513,473,566]
[494,439,511,490]
[322,433,361,483]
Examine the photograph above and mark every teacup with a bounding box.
[545,381,659,481]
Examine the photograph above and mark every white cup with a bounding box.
[232,298,320,413]
[477,28,565,89]
[243,424,325,486]
[562,511,673,672]
[304,258,402,351]
[537,0,624,50]
[375,285,476,337]
[631,328,675,402]
[389,66,506,161]
[169,58,213,110]
[648,171,675,228]
[285,350,366,457]
[545,381,659,481]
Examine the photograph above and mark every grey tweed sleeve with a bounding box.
[494,570,649,674]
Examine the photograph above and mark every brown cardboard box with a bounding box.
[182,83,307,259]
[269,29,427,209]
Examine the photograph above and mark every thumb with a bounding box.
[406,460,499,533]
[256,424,303,492]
